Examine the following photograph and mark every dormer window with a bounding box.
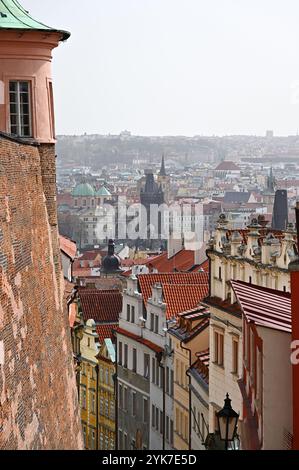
[9,81,32,137]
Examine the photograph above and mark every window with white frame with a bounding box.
[9,81,32,137]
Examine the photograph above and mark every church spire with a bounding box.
[160,154,166,177]
[267,167,276,193]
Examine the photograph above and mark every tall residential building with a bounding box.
[204,214,297,443]
[116,271,209,450]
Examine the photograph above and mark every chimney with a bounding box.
[289,201,299,449]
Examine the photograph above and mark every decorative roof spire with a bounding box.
[159,154,167,177]
[267,167,276,193]
[0,0,70,40]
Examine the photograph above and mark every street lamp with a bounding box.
[216,393,239,450]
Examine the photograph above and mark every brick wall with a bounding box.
[0,134,84,449]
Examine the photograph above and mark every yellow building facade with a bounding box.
[79,319,99,450]
[97,340,116,450]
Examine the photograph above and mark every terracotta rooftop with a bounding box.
[163,284,209,319]
[169,307,210,343]
[190,349,210,385]
[138,272,209,307]
[96,324,118,344]
[146,249,199,272]
[231,281,291,333]
[59,235,77,260]
[78,288,122,324]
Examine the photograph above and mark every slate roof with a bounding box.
[223,192,252,204]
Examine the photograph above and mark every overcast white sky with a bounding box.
[23,0,299,136]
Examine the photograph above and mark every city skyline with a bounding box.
[23,0,299,137]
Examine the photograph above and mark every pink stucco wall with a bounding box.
[0,31,62,143]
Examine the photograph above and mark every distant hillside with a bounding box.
[56,134,299,169]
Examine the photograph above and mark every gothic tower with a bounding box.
[157,154,170,203]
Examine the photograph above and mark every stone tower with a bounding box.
[0,1,83,449]
[157,154,170,203]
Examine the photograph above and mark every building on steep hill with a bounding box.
[0,1,83,450]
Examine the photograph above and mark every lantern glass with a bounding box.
[218,415,238,441]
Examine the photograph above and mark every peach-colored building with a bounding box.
[0,0,70,143]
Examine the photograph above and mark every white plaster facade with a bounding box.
[117,276,174,450]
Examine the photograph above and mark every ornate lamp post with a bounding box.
[216,394,239,450]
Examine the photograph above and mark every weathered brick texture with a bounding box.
[0,134,84,449]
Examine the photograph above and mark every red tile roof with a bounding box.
[191,349,210,385]
[79,251,102,262]
[231,281,291,333]
[163,284,209,319]
[138,272,209,307]
[60,235,77,260]
[196,349,210,367]
[78,288,122,323]
[169,307,210,342]
[116,327,163,354]
[199,259,209,272]
[146,250,197,272]
[96,324,118,344]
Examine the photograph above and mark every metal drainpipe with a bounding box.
[96,364,99,450]
[180,340,192,451]
[162,363,166,451]
[113,330,119,451]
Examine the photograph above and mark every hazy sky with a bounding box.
[23,0,299,136]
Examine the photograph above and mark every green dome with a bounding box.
[95,186,111,197]
[0,0,70,41]
[72,183,95,197]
